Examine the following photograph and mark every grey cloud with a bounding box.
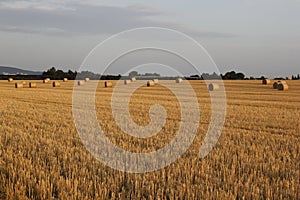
[0,0,75,11]
[184,29,236,38]
[0,25,66,35]
[0,3,163,35]
[0,1,235,38]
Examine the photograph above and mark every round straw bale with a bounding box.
[85,78,90,82]
[277,83,288,91]
[273,82,279,89]
[52,81,60,87]
[153,79,159,84]
[262,79,271,85]
[22,81,26,85]
[147,80,155,87]
[176,78,183,83]
[29,82,37,88]
[124,80,131,85]
[104,81,113,88]
[43,79,49,83]
[63,78,68,82]
[8,78,13,82]
[78,80,85,86]
[131,77,136,82]
[208,83,220,91]
[15,83,23,88]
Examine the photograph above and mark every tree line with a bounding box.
[1,67,299,80]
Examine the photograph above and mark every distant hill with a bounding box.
[0,66,42,75]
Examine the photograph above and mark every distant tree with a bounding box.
[68,70,75,76]
[222,71,245,80]
[77,71,101,80]
[65,70,76,80]
[201,72,221,80]
[224,71,236,80]
[129,71,138,78]
[274,77,284,80]
[143,72,160,77]
[236,72,245,80]
[201,73,210,80]
[43,67,82,80]
[56,70,65,79]
[48,67,56,76]
[42,67,57,79]
[190,74,201,80]
[211,72,221,79]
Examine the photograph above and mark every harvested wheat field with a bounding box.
[0,80,299,199]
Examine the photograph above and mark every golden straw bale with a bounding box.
[208,83,220,91]
[262,79,271,85]
[147,80,155,87]
[15,83,23,88]
[153,79,159,84]
[131,77,136,82]
[43,79,49,83]
[52,81,60,87]
[63,78,68,82]
[104,81,113,88]
[277,83,288,91]
[273,82,279,89]
[78,81,85,86]
[29,82,37,88]
[124,80,131,85]
[176,78,183,83]
[85,78,90,82]
[8,78,13,82]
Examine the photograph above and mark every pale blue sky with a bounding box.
[0,0,299,77]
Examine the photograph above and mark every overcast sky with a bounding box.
[0,0,299,77]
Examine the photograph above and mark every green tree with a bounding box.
[48,67,56,75]
[129,71,138,78]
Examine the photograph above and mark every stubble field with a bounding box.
[0,80,299,199]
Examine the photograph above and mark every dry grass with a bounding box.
[0,80,299,199]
